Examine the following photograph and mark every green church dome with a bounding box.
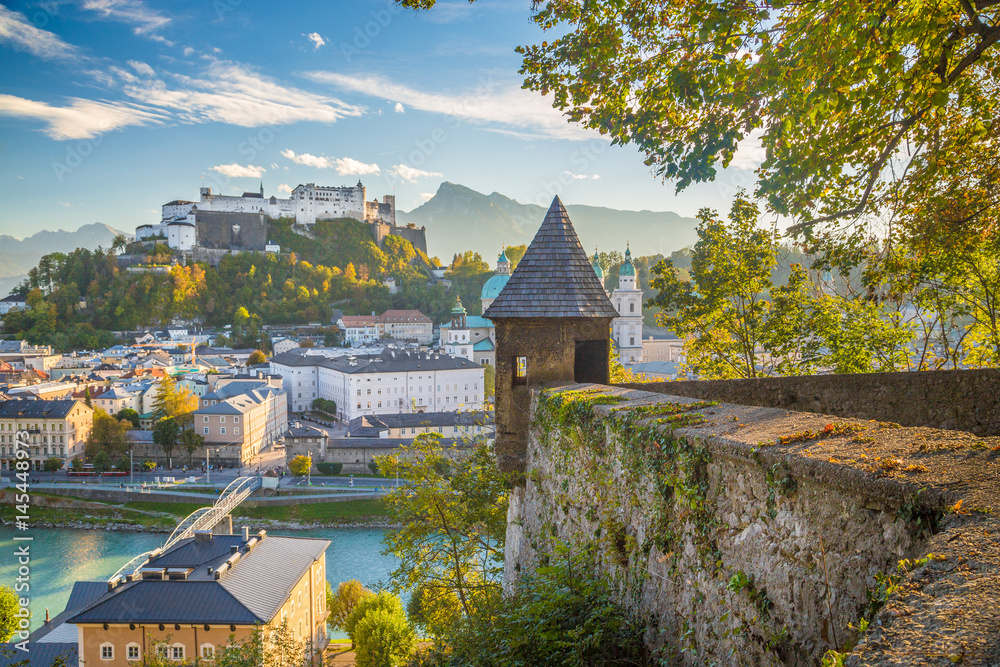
[481,273,511,300]
[619,244,636,277]
[592,248,604,280]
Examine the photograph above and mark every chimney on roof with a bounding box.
[242,526,250,542]
[194,530,212,543]
[230,545,239,554]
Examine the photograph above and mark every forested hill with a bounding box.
[2,219,464,351]
[0,222,125,297]
[399,182,700,260]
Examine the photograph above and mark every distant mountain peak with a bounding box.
[399,183,698,260]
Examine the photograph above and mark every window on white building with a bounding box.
[172,644,185,660]
[126,643,140,660]
[100,643,114,660]
[203,427,209,435]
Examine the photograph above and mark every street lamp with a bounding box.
[307,451,312,487]
[129,450,133,487]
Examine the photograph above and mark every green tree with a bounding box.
[92,450,113,473]
[152,375,198,422]
[43,457,63,479]
[354,607,416,667]
[482,363,495,399]
[213,621,308,667]
[344,592,407,645]
[647,194,779,379]
[406,581,463,640]
[153,417,181,467]
[0,585,19,642]
[328,580,375,632]
[503,244,527,269]
[288,454,312,477]
[86,409,130,459]
[403,0,1000,247]
[378,435,508,617]
[179,429,205,465]
[114,408,141,429]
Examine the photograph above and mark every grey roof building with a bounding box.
[0,399,82,420]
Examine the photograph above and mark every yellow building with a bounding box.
[0,399,93,471]
[55,529,329,665]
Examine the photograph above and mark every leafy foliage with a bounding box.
[288,454,312,477]
[420,543,648,667]
[649,194,914,378]
[86,409,130,461]
[328,579,374,631]
[0,586,19,642]
[354,606,416,667]
[378,434,508,618]
[317,461,344,475]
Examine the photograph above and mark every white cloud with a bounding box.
[59,201,72,207]
[122,59,363,128]
[210,163,266,178]
[389,164,443,183]
[270,162,278,169]
[563,171,600,181]
[0,93,165,139]
[304,71,596,141]
[277,183,293,195]
[394,102,404,114]
[419,192,434,201]
[306,32,326,49]
[182,46,194,57]
[128,60,155,77]
[81,0,171,42]
[280,149,380,175]
[0,5,80,61]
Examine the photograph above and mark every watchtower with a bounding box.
[483,196,618,474]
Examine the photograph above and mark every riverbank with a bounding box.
[0,491,396,532]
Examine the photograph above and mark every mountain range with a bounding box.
[0,222,124,296]
[398,182,699,262]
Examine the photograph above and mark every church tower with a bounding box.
[480,249,512,313]
[611,244,644,365]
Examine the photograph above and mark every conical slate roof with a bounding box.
[483,197,618,319]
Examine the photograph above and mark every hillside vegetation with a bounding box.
[2,219,485,350]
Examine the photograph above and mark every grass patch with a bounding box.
[235,498,390,524]
[123,501,208,517]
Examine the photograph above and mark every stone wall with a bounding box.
[195,210,268,250]
[618,367,1000,436]
[507,384,1000,665]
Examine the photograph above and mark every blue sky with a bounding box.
[0,0,762,243]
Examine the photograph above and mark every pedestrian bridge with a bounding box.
[108,475,262,583]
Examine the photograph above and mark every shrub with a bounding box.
[368,460,379,475]
[317,462,343,475]
[345,591,405,644]
[354,607,416,667]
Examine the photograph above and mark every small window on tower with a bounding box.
[514,356,527,386]
[630,302,635,313]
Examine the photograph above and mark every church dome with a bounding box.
[592,248,604,280]
[481,273,511,300]
[619,244,636,277]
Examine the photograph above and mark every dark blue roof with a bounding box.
[151,535,244,568]
[0,643,77,666]
[68,581,263,624]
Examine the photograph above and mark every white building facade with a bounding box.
[611,245,645,365]
[271,349,484,421]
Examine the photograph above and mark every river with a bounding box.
[0,527,397,635]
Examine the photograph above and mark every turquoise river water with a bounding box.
[0,527,396,634]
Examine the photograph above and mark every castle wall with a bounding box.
[509,384,1000,665]
[195,210,268,251]
[618,367,1000,436]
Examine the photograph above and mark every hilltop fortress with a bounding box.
[136,182,427,255]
